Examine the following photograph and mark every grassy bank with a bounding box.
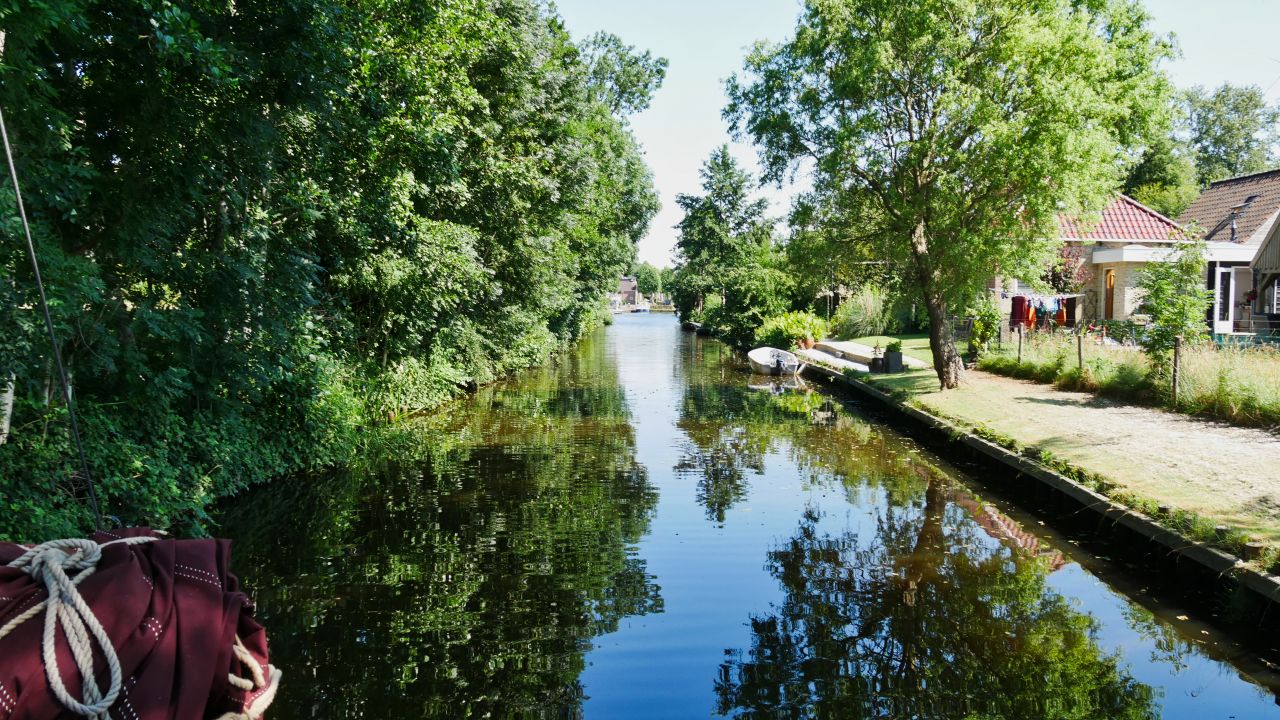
[977,332,1280,429]
[841,334,934,364]
[838,366,1280,571]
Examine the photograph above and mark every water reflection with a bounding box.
[219,316,1280,718]
[219,331,659,718]
[714,491,1160,718]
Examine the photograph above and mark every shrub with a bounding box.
[833,284,898,338]
[755,311,829,350]
[1136,239,1211,374]
[975,331,1280,427]
[967,295,1003,357]
[885,340,903,353]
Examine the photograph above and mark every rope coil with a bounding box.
[1,536,279,720]
[0,536,156,718]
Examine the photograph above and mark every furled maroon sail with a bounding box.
[0,528,279,719]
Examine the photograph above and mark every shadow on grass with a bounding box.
[1013,394,1117,410]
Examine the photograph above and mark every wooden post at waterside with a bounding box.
[1077,333,1084,373]
[1017,325,1023,364]
[1172,336,1182,406]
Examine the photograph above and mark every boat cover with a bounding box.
[0,528,278,719]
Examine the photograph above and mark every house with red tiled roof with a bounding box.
[994,194,1185,326]
[1064,194,1185,322]
[1177,168,1280,334]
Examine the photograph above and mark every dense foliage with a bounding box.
[753,311,827,351]
[632,261,663,297]
[1185,84,1280,186]
[727,0,1174,388]
[0,0,662,540]
[1122,133,1199,217]
[1136,240,1211,371]
[668,146,791,347]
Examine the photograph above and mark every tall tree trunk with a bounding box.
[924,293,964,389]
[909,222,964,389]
[0,374,13,445]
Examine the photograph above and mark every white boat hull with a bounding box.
[747,347,804,376]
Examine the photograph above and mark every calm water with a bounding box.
[220,314,1280,718]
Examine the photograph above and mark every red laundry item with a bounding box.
[1055,306,1067,326]
[1010,296,1027,328]
[0,528,279,720]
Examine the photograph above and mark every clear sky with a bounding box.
[552,0,1280,268]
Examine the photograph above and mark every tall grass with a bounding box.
[832,284,898,339]
[978,332,1280,428]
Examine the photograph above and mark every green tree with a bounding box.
[727,0,1173,388]
[669,146,785,346]
[1123,134,1199,217]
[0,0,664,538]
[579,31,670,117]
[1186,84,1280,185]
[1136,240,1211,375]
[659,266,675,296]
[633,261,663,297]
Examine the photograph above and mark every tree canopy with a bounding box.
[632,261,663,297]
[0,0,663,538]
[726,0,1174,388]
[1123,133,1199,218]
[1185,83,1280,186]
[668,147,789,347]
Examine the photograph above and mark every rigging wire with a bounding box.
[0,102,104,530]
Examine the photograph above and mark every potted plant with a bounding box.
[869,343,885,373]
[884,339,904,373]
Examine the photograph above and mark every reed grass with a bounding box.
[979,332,1280,429]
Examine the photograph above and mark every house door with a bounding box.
[1104,270,1115,320]
[1214,267,1234,334]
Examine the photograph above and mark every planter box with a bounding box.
[884,351,904,373]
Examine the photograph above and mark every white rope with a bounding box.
[217,636,280,720]
[213,664,281,720]
[0,536,156,718]
[0,535,279,720]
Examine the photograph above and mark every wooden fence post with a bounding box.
[1172,336,1182,406]
[1077,333,1083,373]
[1017,325,1023,364]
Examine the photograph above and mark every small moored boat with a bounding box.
[632,300,651,312]
[747,346,804,376]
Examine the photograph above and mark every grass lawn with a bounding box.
[977,331,1280,429]
[855,367,1280,553]
[844,334,934,365]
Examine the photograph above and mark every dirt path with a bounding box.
[873,370,1280,543]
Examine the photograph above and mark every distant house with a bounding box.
[1064,194,1186,322]
[1177,168,1280,334]
[617,276,640,305]
[995,194,1185,326]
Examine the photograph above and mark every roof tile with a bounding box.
[1177,168,1280,244]
[1058,194,1183,242]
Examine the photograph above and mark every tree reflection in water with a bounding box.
[715,477,1159,719]
[218,331,661,718]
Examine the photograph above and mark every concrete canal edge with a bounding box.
[801,362,1280,619]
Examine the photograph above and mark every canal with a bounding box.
[220,314,1280,718]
